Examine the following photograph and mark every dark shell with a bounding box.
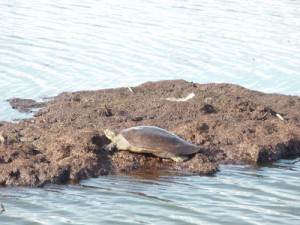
[121,126,200,155]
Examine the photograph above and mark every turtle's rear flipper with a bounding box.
[171,155,189,162]
[153,152,189,162]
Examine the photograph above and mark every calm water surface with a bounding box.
[1,0,300,121]
[0,0,300,224]
[1,160,299,225]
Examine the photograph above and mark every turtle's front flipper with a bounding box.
[103,143,116,151]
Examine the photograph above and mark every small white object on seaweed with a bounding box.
[166,93,195,102]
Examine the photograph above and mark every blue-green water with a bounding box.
[0,0,300,224]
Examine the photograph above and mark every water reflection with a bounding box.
[0,159,299,224]
[250,157,300,171]
[118,168,197,181]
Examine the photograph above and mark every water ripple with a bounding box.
[1,159,299,224]
[1,0,300,121]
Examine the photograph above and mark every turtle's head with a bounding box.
[104,129,118,140]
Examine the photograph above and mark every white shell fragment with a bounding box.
[276,113,284,121]
[166,93,195,102]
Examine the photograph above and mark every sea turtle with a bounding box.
[103,126,202,162]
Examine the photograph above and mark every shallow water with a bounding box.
[0,0,300,224]
[1,159,299,225]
